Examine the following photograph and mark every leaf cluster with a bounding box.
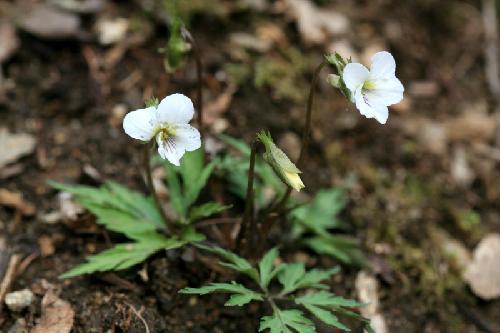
[289,189,366,265]
[49,180,205,278]
[217,134,285,206]
[180,246,373,333]
[161,148,230,223]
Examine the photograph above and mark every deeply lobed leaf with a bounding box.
[49,181,164,240]
[258,247,281,290]
[259,309,315,333]
[195,244,259,282]
[60,233,187,278]
[179,282,263,306]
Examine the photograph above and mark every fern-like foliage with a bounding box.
[289,188,366,266]
[180,245,373,333]
[49,181,205,278]
[161,148,230,223]
[50,181,165,240]
[217,134,286,205]
[216,135,365,266]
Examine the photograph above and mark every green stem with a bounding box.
[260,60,327,237]
[236,141,258,253]
[143,145,177,234]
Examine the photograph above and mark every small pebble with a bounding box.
[5,289,35,312]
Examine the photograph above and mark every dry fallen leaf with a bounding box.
[230,32,271,52]
[464,233,500,300]
[286,0,349,45]
[0,21,19,64]
[444,110,497,142]
[48,0,105,14]
[32,289,74,333]
[5,289,35,312]
[205,85,237,126]
[0,189,35,216]
[355,271,388,333]
[58,192,84,220]
[18,3,81,39]
[38,236,56,257]
[96,17,129,45]
[0,128,36,169]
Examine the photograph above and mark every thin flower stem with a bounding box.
[260,61,327,238]
[182,28,204,139]
[143,145,177,234]
[236,141,258,253]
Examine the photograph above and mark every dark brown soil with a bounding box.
[1,0,500,332]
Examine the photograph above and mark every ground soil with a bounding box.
[1,0,500,332]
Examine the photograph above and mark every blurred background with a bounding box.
[1,0,500,332]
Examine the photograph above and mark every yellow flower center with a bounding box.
[362,80,376,91]
[157,124,177,141]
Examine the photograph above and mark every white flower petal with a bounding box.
[156,135,184,166]
[343,63,370,94]
[174,124,201,152]
[157,93,194,125]
[123,106,158,141]
[369,77,404,105]
[354,89,389,124]
[370,51,396,79]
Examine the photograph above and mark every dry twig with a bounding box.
[125,302,150,333]
[0,253,21,311]
[482,0,500,103]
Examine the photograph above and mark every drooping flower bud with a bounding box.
[257,131,305,192]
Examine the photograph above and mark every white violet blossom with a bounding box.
[342,51,404,124]
[123,93,201,166]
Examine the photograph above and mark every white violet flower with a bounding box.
[342,51,404,124]
[123,93,201,166]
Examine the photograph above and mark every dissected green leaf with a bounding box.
[334,308,374,333]
[259,309,315,333]
[180,148,205,182]
[258,247,281,290]
[291,189,347,235]
[189,201,231,221]
[60,233,185,278]
[195,244,259,282]
[278,264,339,295]
[49,181,164,241]
[181,150,217,208]
[295,291,365,332]
[295,291,364,308]
[178,226,206,243]
[179,282,263,306]
[278,263,306,295]
[295,267,340,290]
[302,304,350,331]
[225,293,262,306]
[304,236,365,266]
[163,148,216,221]
[288,188,366,265]
[164,161,186,218]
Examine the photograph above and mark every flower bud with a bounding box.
[257,131,305,192]
[145,96,159,108]
[327,74,341,88]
